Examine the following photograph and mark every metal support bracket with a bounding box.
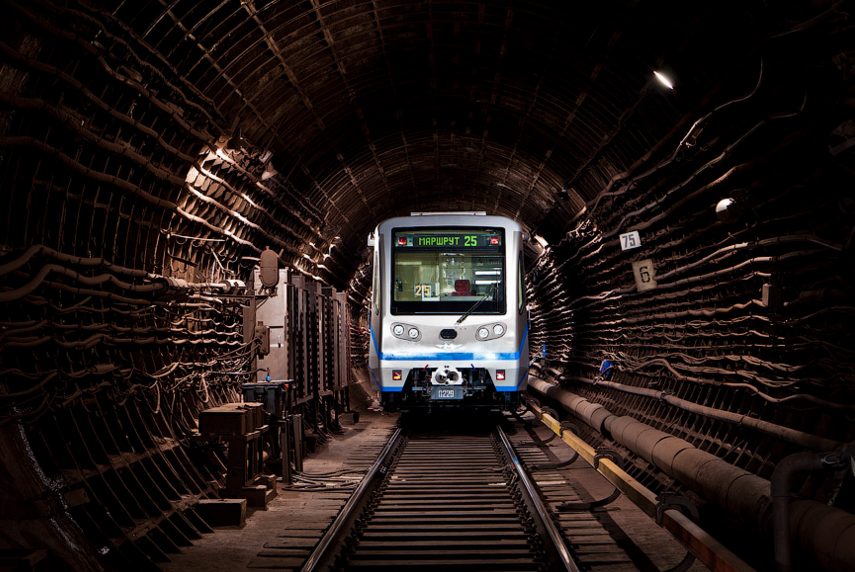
[530,422,580,470]
[593,447,623,471]
[510,408,534,427]
[281,418,292,485]
[292,414,304,472]
[655,491,699,572]
[821,451,849,471]
[541,405,559,421]
[557,446,622,511]
[559,421,580,437]
[655,491,699,525]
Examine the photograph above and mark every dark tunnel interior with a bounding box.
[1,0,854,570]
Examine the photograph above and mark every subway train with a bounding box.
[368,212,529,411]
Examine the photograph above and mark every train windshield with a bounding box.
[390,227,506,315]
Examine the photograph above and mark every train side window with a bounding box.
[518,252,525,313]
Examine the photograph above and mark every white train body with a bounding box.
[368,213,529,411]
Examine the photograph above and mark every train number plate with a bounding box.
[431,386,463,400]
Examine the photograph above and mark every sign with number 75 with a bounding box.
[620,231,641,251]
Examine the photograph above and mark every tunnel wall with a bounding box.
[0,2,362,569]
[527,11,855,568]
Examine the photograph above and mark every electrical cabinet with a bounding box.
[253,267,290,382]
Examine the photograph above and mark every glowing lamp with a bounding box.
[654,71,674,89]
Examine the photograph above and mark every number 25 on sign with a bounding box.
[631,259,658,292]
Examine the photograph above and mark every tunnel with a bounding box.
[0,0,854,570]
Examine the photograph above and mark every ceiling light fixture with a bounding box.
[654,71,674,89]
[715,197,739,223]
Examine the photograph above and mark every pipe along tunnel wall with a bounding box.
[528,377,855,572]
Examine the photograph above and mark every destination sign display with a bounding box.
[394,230,502,248]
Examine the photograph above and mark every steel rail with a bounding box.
[300,427,404,572]
[496,425,583,572]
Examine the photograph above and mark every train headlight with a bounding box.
[408,327,420,339]
[478,327,489,339]
[493,324,505,336]
[393,324,404,336]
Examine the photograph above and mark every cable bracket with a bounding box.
[540,406,559,421]
[655,490,699,525]
[559,420,580,437]
[654,491,699,572]
[593,447,623,471]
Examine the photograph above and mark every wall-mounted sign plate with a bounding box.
[620,230,642,251]
[632,259,658,292]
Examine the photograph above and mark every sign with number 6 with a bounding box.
[631,259,658,292]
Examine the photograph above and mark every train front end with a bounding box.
[368,213,529,412]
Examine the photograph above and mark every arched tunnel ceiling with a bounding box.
[113,0,770,254]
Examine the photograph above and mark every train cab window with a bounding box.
[391,227,506,315]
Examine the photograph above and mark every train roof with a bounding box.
[374,213,523,232]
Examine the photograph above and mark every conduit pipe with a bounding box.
[0,134,335,272]
[569,377,842,451]
[771,450,852,572]
[527,376,855,572]
[0,264,243,303]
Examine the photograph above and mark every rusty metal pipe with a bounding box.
[771,451,849,572]
[527,376,611,433]
[787,498,855,572]
[527,377,855,571]
[570,376,841,451]
[528,377,772,533]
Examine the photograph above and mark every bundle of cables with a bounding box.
[281,468,367,491]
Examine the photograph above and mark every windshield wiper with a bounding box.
[455,283,496,325]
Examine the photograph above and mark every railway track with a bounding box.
[301,417,581,572]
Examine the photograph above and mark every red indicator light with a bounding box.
[490,236,500,245]
[496,370,505,381]
[397,237,407,246]
[392,370,402,381]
